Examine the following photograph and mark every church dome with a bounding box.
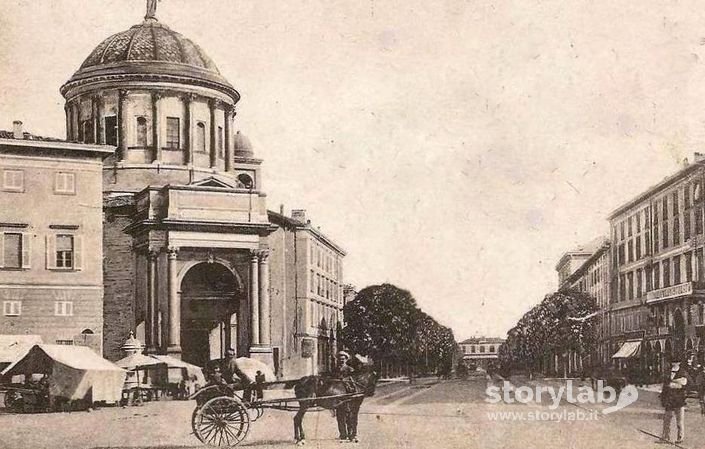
[61,19,239,103]
[233,131,254,158]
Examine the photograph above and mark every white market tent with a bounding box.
[2,344,126,403]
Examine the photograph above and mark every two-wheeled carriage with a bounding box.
[190,380,366,447]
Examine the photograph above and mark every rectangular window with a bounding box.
[619,274,626,301]
[698,208,704,235]
[685,212,691,241]
[663,221,669,249]
[686,184,692,209]
[645,230,651,255]
[628,217,633,237]
[636,236,642,260]
[56,235,74,269]
[636,269,643,298]
[654,226,660,253]
[674,215,680,245]
[54,301,73,317]
[166,117,180,149]
[620,222,625,241]
[627,272,634,299]
[673,191,679,216]
[686,252,693,282]
[218,126,224,157]
[663,260,671,288]
[2,169,24,192]
[2,300,20,316]
[654,263,661,289]
[674,256,681,284]
[636,213,641,233]
[55,339,74,345]
[663,197,669,220]
[699,249,705,281]
[82,119,94,144]
[310,270,315,294]
[646,265,653,292]
[3,233,21,268]
[627,240,634,262]
[104,116,118,146]
[618,244,625,266]
[54,172,75,195]
[1,232,30,269]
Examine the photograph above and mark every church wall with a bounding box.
[102,207,137,361]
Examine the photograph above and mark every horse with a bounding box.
[289,369,378,445]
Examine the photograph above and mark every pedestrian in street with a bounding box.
[660,354,691,444]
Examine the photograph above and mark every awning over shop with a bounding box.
[612,340,642,359]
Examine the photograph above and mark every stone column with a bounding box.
[152,92,162,162]
[184,93,196,164]
[250,250,260,346]
[91,96,98,144]
[76,99,84,142]
[167,246,181,356]
[209,98,218,168]
[64,104,71,141]
[259,250,271,345]
[95,95,105,144]
[118,89,129,161]
[71,102,80,142]
[224,106,233,172]
[146,249,159,353]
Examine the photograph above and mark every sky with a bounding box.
[2,0,705,341]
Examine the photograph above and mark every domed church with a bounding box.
[44,2,346,376]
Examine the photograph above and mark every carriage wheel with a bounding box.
[193,396,250,447]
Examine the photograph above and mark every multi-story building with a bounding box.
[459,337,505,369]
[557,238,612,368]
[0,121,113,352]
[608,156,705,379]
[267,208,346,378]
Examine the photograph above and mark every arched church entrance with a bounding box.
[180,262,240,367]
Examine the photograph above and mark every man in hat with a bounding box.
[222,348,253,402]
[661,354,691,444]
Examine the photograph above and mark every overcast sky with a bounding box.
[2,0,705,340]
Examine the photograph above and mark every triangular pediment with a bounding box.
[190,177,235,189]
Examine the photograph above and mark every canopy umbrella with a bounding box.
[234,357,275,383]
[151,355,206,386]
[115,353,164,370]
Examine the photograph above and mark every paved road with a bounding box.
[0,375,699,449]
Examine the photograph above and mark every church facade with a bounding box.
[0,6,346,377]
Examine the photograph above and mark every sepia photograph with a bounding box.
[2,0,705,448]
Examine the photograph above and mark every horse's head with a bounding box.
[355,369,379,397]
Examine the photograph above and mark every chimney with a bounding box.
[291,209,306,223]
[12,121,23,139]
[279,204,284,215]
[695,152,705,163]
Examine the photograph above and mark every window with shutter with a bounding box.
[55,235,74,269]
[3,233,21,268]
[3,301,21,316]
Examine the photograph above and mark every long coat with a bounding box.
[661,366,691,410]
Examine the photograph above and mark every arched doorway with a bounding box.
[180,262,240,367]
[673,309,685,355]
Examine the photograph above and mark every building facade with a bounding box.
[0,122,113,352]
[608,157,705,379]
[267,209,346,378]
[459,337,505,369]
[557,238,612,370]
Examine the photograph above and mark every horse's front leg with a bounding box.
[294,406,307,445]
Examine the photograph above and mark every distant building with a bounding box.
[0,122,113,353]
[459,337,505,369]
[557,237,612,370]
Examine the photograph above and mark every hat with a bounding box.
[337,351,350,359]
